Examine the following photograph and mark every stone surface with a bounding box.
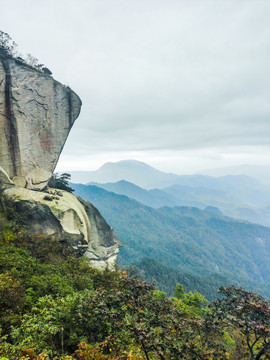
[0,186,121,268]
[80,198,122,268]
[0,57,81,190]
[0,54,122,268]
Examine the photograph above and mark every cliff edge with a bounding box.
[0,56,81,190]
[0,53,121,268]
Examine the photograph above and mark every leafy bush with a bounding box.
[0,226,269,359]
[208,286,270,360]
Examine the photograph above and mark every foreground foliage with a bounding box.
[0,225,269,359]
[208,286,270,359]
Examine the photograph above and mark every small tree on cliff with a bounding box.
[0,30,52,75]
[48,173,74,193]
[0,30,17,57]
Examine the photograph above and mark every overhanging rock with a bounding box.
[0,57,81,190]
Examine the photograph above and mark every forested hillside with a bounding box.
[1,226,270,359]
[73,183,270,299]
[88,178,270,227]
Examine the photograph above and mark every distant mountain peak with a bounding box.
[67,160,269,194]
[99,160,156,170]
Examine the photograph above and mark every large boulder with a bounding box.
[0,186,121,269]
[0,57,81,190]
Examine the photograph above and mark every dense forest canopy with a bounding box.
[0,225,270,359]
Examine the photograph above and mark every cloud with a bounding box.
[1,0,270,171]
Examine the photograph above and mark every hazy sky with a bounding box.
[1,0,270,174]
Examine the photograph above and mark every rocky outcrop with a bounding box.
[0,54,122,268]
[0,186,121,268]
[0,57,81,190]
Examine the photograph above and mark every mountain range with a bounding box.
[201,164,270,187]
[68,160,270,190]
[67,160,270,227]
[87,179,270,227]
[67,160,270,299]
[72,183,270,300]
[69,160,179,188]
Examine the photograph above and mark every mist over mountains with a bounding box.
[67,159,270,298]
[69,160,180,188]
[68,160,270,227]
[72,182,270,300]
[69,160,270,190]
[202,164,270,187]
[87,179,270,228]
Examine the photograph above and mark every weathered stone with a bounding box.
[80,198,121,268]
[0,165,14,185]
[0,186,121,268]
[0,54,122,268]
[0,57,81,190]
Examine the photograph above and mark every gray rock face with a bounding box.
[0,54,122,268]
[0,57,81,190]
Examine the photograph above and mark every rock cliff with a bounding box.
[0,186,121,268]
[0,54,121,268]
[0,56,81,190]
